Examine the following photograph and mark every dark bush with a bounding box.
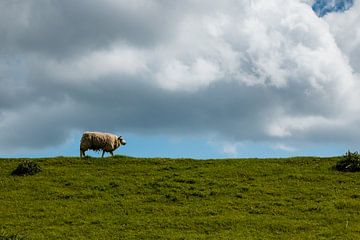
[336,151,360,172]
[11,160,41,176]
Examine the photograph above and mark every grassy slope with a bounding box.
[1,156,360,239]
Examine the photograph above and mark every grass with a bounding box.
[1,155,360,239]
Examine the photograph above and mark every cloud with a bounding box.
[0,0,180,58]
[323,0,360,72]
[0,0,359,151]
[272,144,297,152]
[222,143,240,156]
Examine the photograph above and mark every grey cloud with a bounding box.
[0,0,179,58]
[0,70,348,149]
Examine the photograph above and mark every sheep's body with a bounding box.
[80,131,126,158]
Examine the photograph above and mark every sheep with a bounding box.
[80,131,126,158]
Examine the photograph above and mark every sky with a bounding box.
[1,0,360,159]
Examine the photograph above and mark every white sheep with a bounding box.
[80,131,127,158]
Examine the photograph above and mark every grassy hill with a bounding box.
[1,156,360,239]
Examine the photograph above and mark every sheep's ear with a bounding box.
[118,136,122,140]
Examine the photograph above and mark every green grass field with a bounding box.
[1,156,360,239]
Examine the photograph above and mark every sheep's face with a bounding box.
[118,136,127,146]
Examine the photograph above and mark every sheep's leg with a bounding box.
[102,150,105,158]
[110,151,114,157]
[80,149,85,158]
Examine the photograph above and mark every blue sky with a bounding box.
[1,0,360,159]
[1,131,350,159]
[312,0,353,16]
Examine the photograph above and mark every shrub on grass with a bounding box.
[11,160,41,176]
[336,151,360,172]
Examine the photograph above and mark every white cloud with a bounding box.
[323,0,360,72]
[208,139,243,157]
[272,144,297,152]
[222,143,239,156]
[155,58,221,91]
[36,44,148,82]
[266,115,335,138]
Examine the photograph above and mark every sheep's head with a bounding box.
[118,136,127,146]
